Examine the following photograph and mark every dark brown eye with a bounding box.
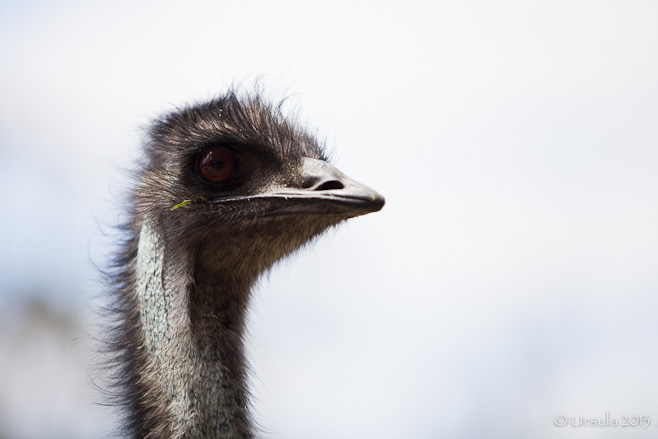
[198,149,234,183]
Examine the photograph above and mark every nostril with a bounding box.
[315,180,344,191]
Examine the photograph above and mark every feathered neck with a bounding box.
[132,222,254,439]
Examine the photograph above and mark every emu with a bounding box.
[107,91,384,438]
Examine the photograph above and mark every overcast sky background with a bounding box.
[1,1,657,438]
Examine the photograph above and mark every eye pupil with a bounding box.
[198,149,234,183]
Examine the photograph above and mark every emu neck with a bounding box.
[136,223,253,439]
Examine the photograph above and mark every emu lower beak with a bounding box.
[277,157,385,217]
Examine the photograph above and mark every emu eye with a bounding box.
[198,149,234,183]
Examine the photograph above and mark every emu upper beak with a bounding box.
[266,157,385,217]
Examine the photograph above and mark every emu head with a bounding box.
[132,94,384,284]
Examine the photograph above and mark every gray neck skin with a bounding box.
[136,223,253,439]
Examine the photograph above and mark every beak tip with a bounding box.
[372,193,385,210]
[358,190,385,214]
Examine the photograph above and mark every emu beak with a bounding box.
[270,157,385,217]
[206,158,384,218]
